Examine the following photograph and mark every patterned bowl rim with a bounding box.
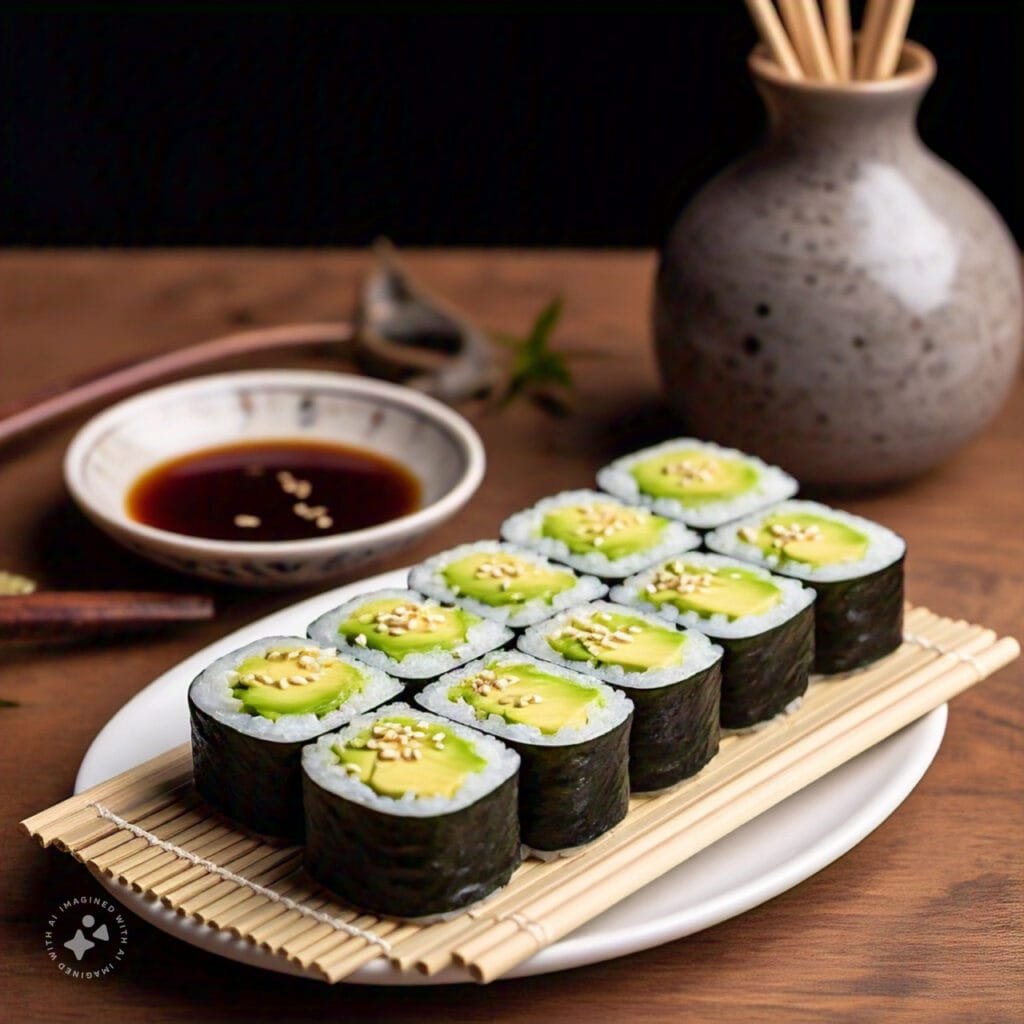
[63,370,486,558]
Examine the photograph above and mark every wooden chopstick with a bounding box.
[823,0,853,80]
[744,0,806,79]
[0,591,214,640]
[744,0,914,85]
[778,0,838,81]
[868,0,915,79]
[855,0,891,79]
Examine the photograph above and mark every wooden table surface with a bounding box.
[1,250,1020,1023]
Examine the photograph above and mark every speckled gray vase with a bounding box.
[654,42,1022,487]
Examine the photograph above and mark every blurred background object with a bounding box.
[0,2,1018,248]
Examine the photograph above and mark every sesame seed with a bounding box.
[316,516,333,529]
[354,633,368,647]
[234,514,261,528]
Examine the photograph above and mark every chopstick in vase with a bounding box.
[778,0,838,81]
[824,0,853,80]
[744,0,806,78]
[744,0,916,84]
[867,0,915,79]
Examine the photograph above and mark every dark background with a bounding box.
[2,2,1020,248]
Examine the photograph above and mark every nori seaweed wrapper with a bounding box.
[809,557,905,674]
[302,772,522,919]
[621,661,722,792]
[506,715,631,852]
[715,602,814,729]
[189,696,306,841]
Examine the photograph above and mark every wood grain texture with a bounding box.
[1,250,1021,1021]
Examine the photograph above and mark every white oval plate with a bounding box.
[77,569,946,985]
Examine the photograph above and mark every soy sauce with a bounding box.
[127,440,421,542]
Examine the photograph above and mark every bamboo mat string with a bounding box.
[89,802,392,954]
[902,633,985,676]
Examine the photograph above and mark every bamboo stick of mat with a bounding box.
[19,608,1018,985]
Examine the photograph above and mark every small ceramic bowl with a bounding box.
[64,371,486,588]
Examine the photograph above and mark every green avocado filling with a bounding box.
[546,610,686,673]
[738,512,869,568]
[441,551,576,608]
[334,716,486,799]
[337,597,479,661]
[630,448,759,507]
[449,660,604,734]
[540,502,669,560]
[231,645,365,721]
[642,560,783,621]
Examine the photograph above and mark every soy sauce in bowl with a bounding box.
[127,439,421,543]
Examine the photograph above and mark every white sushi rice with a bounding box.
[408,540,607,627]
[609,551,815,639]
[188,635,403,742]
[517,601,722,690]
[301,702,520,818]
[704,500,906,583]
[500,489,701,579]
[596,438,798,528]
[416,652,633,747]
[307,588,513,680]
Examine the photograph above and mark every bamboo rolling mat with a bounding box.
[22,605,1019,984]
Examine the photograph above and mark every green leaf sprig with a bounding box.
[491,298,578,416]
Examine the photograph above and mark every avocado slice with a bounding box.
[441,552,576,607]
[231,646,365,721]
[337,597,479,661]
[334,715,486,799]
[546,610,686,673]
[541,502,669,559]
[449,659,603,734]
[630,448,758,507]
[740,512,868,568]
[643,561,783,621]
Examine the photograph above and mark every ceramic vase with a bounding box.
[654,42,1022,486]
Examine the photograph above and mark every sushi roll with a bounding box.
[610,553,815,729]
[307,589,512,685]
[408,540,607,628]
[596,438,797,529]
[302,702,521,919]
[501,489,700,580]
[417,652,633,854]
[188,636,402,839]
[518,601,723,792]
[705,500,906,674]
